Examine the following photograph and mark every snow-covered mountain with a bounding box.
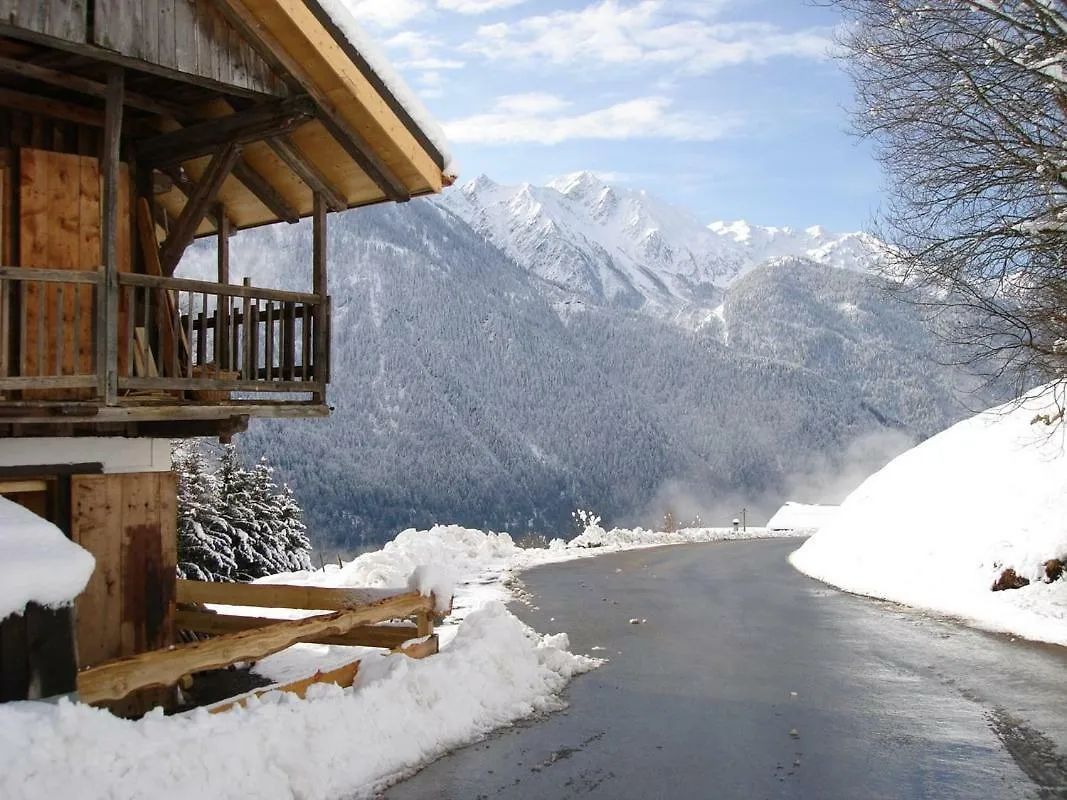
[179,178,1003,551]
[437,172,884,320]
[708,219,885,274]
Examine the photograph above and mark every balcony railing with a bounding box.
[0,266,328,414]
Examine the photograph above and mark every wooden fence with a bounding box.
[76,580,444,706]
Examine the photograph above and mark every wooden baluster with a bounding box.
[186,292,196,378]
[264,299,274,382]
[240,279,249,381]
[36,280,44,377]
[0,278,9,378]
[55,283,64,375]
[122,284,133,378]
[301,302,311,382]
[198,292,208,373]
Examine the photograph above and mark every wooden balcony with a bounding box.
[0,266,330,430]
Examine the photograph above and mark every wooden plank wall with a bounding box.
[93,0,282,95]
[0,1,88,44]
[71,471,177,670]
[18,148,132,393]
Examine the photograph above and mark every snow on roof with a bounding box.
[0,496,94,622]
[312,0,457,179]
[791,383,1067,646]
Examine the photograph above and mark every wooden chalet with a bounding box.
[0,0,452,713]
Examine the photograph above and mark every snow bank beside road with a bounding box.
[0,604,596,800]
[791,384,1067,645]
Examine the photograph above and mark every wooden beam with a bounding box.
[175,580,433,614]
[208,658,360,714]
[0,479,48,494]
[0,85,103,127]
[176,609,420,648]
[77,594,433,703]
[136,96,315,167]
[159,144,242,276]
[0,55,186,118]
[267,136,346,211]
[160,167,221,230]
[100,66,124,405]
[231,160,299,224]
[213,0,411,202]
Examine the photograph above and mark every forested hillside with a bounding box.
[182,183,998,552]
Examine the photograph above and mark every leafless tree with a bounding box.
[831,0,1067,391]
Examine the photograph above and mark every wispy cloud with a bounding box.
[437,0,530,13]
[346,0,427,28]
[463,0,832,73]
[444,93,741,145]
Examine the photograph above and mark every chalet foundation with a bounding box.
[0,0,452,714]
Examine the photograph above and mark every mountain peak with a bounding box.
[548,171,607,197]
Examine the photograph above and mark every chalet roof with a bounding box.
[0,0,456,234]
[155,0,456,235]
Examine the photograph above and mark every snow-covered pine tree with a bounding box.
[215,444,312,580]
[216,443,261,581]
[275,483,313,573]
[172,440,237,581]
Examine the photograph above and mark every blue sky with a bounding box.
[353,0,882,232]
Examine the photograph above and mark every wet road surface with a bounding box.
[383,538,1067,800]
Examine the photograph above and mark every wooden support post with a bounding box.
[217,209,230,372]
[312,193,327,404]
[100,66,124,405]
[159,143,241,276]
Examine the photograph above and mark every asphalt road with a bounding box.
[383,538,1067,800]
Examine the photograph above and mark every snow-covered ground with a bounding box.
[0,521,792,800]
[791,383,1067,646]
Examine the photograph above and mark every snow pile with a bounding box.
[0,496,95,621]
[0,603,598,800]
[791,383,1067,645]
[766,502,839,533]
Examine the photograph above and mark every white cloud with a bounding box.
[384,32,465,70]
[346,0,426,28]
[463,0,832,73]
[437,0,529,12]
[443,93,740,145]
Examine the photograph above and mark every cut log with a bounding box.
[207,658,360,714]
[175,579,437,614]
[176,608,420,648]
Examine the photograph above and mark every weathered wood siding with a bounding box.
[94,0,283,95]
[71,471,178,670]
[18,148,132,394]
[0,0,88,44]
